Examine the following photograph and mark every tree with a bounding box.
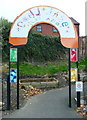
[0,18,12,61]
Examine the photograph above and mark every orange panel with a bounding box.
[9,37,28,46]
[9,37,78,48]
[61,37,78,48]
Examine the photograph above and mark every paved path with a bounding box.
[4,85,83,118]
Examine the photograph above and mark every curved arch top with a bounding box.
[9,5,78,48]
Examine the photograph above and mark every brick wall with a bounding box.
[33,23,60,36]
[33,22,79,37]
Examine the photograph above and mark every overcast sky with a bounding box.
[0,0,86,36]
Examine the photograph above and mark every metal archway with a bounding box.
[8,5,79,110]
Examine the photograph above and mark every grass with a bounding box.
[78,58,87,69]
[10,58,87,76]
[19,61,68,76]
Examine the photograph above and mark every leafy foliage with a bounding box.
[19,29,66,62]
[0,18,12,61]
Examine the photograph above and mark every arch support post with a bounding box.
[8,47,19,110]
[17,48,19,109]
[68,48,71,107]
[76,62,80,107]
[7,47,11,110]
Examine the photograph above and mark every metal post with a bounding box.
[69,48,71,107]
[2,68,3,111]
[76,24,80,107]
[77,73,80,107]
[7,47,10,110]
[17,48,19,109]
[76,48,80,107]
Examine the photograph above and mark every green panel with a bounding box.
[10,48,17,62]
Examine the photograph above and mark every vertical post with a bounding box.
[76,47,80,107]
[76,21,80,107]
[77,73,80,107]
[17,48,19,109]
[2,66,3,111]
[68,48,71,107]
[7,47,10,110]
[69,48,71,107]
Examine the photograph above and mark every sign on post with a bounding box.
[71,68,78,82]
[9,6,78,48]
[10,48,17,62]
[76,81,83,92]
[10,69,17,82]
[70,48,78,61]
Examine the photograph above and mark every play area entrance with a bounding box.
[8,5,79,110]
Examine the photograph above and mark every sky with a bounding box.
[0,0,86,36]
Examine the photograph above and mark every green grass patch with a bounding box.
[78,58,87,69]
[19,61,68,76]
[10,58,87,76]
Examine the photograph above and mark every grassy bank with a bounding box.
[10,58,87,76]
[19,61,68,75]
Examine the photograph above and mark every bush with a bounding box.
[19,30,66,63]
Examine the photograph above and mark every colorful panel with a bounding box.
[10,48,17,62]
[70,48,78,61]
[10,69,17,82]
[71,68,78,82]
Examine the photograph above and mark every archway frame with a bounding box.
[8,5,79,110]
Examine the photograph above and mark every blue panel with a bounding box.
[10,69,17,82]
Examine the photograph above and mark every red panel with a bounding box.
[70,48,78,61]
